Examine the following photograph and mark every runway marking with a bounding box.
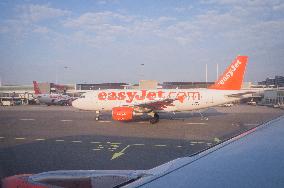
[0,137,5,139]
[98,146,104,149]
[110,145,120,148]
[186,122,207,125]
[99,121,111,123]
[108,147,118,150]
[71,140,82,143]
[111,145,131,160]
[110,142,121,145]
[56,140,65,142]
[214,137,221,143]
[92,149,101,151]
[19,118,35,121]
[35,138,45,141]
[60,120,73,122]
[154,145,167,147]
[90,141,101,144]
[133,144,145,146]
[244,123,258,126]
[15,137,26,140]
[190,141,205,144]
[177,145,183,148]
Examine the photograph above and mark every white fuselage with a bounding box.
[36,93,71,105]
[72,89,245,112]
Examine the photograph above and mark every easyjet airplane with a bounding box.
[72,56,254,123]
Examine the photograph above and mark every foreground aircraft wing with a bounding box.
[3,116,284,187]
[127,115,284,188]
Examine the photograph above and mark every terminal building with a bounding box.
[75,83,127,91]
[258,76,284,87]
[162,82,214,89]
[262,89,284,105]
[0,85,34,105]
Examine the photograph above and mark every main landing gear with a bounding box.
[149,112,159,124]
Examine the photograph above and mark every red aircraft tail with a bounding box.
[209,56,248,90]
[33,81,42,94]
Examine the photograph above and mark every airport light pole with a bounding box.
[217,63,219,80]
[56,71,58,84]
[63,66,71,84]
[205,64,208,83]
[55,61,59,84]
[140,63,145,81]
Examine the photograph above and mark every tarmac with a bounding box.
[0,104,283,179]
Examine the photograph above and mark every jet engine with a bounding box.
[112,107,134,121]
[112,106,159,124]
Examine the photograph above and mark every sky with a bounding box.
[0,0,284,85]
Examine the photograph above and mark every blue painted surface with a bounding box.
[131,116,284,188]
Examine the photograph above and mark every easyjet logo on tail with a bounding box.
[209,56,248,90]
[218,59,242,85]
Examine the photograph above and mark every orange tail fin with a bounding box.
[208,56,248,90]
[33,81,41,94]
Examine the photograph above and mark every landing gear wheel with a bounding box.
[95,110,101,121]
[149,113,159,124]
[201,117,209,121]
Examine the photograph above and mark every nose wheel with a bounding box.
[95,111,101,121]
[149,113,159,124]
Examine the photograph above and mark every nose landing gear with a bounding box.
[95,110,101,121]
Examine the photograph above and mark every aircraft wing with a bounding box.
[225,91,257,98]
[132,98,176,111]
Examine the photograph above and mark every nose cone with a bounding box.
[72,99,81,109]
[72,98,93,110]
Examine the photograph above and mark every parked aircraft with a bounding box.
[72,56,254,123]
[33,81,72,106]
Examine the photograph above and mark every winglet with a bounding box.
[209,56,248,90]
[33,81,41,94]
